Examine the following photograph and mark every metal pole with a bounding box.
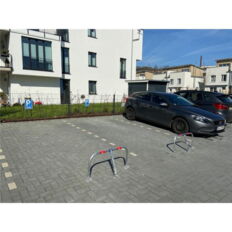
[112,94,115,113]
[130,30,133,80]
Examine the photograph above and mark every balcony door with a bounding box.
[60,79,70,104]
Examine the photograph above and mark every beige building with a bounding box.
[153,64,204,92]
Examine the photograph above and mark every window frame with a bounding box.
[177,78,181,85]
[221,74,227,82]
[88,29,97,38]
[120,58,126,79]
[89,81,97,95]
[211,75,216,82]
[88,52,97,67]
[57,29,69,42]
[61,47,70,74]
[22,36,53,72]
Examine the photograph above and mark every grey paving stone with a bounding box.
[1,116,232,202]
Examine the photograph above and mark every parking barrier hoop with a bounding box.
[173,132,194,152]
[87,146,129,179]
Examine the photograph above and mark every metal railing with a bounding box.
[0,93,127,121]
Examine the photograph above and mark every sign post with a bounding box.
[24,98,33,117]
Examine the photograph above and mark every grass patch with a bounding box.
[0,102,124,121]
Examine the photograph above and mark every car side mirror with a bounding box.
[160,102,168,107]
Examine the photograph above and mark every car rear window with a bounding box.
[217,95,232,104]
[167,94,194,106]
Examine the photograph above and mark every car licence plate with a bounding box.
[217,125,225,131]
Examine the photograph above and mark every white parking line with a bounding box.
[87,132,93,135]
[155,129,160,132]
[2,162,9,168]
[140,125,144,128]
[101,138,107,142]
[67,123,71,125]
[0,155,6,160]
[81,129,87,132]
[109,142,116,146]
[5,172,13,178]
[132,123,137,126]
[164,132,170,136]
[76,126,80,129]
[147,127,152,130]
[94,135,99,138]
[0,149,2,153]
[71,124,75,127]
[129,152,137,157]
[8,182,17,191]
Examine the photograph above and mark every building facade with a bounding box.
[0,29,143,105]
[204,58,232,94]
[152,65,204,92]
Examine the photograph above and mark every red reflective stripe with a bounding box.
[178,133,183,136]
[116,146,123,150]
[99,150,107,154]
[185,132,192,135]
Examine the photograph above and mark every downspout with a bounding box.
[130,30,133,80]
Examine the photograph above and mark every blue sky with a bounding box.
[137,29,232,68]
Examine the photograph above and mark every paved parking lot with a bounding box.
[1,115,232,202]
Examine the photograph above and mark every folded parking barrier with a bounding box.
[173,132,193,152]
[87,146,129,180]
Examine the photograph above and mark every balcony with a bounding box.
[0,54,12,72]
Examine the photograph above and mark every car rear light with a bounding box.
[122,97,129,103]
[213,103,229,110]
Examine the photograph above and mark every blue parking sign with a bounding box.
[84,99,90,107]
[24,99,33,110]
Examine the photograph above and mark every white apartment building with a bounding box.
[204,58,232,94]
[152,65,204,92]
[0,29,143,105]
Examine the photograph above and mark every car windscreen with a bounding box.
[217,95,232,104]
[166,94,194,106]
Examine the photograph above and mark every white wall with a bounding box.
[7,29,143,104]
[68,29,142,98]
[205,66,229,86]
[167,72,203,92]
[10,75,60,104]
[153,73,167,80]
[9,30,62,78]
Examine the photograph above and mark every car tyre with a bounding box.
[172,117,189,134]
[126,107,136,120]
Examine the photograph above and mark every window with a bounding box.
[182,68,190,72]
[88,52,97,67]
[189,92,203,103]
[89,81,97,95]
[211,75,216,82]
[88,29,96,38]
[136,93,151,101]
[177,78,181,84]
[61,47,70,74]
[120,58,126,79]
[221,74,227,82]
[57,29,69,42]
[219,63,230,67]
[152,95,167,105]
[170,79,174,85]
[22,37,53,71]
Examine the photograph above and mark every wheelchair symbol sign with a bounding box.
[24,99,33,110]
[84,99,90,107]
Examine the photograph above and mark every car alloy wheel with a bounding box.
[172,117,189,134]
